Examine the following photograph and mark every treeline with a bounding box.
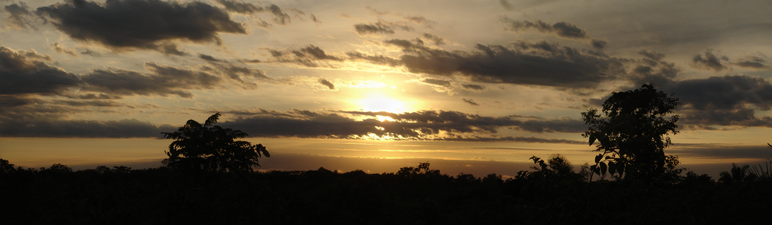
[1,157,771,224]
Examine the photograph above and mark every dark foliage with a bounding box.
[2,158,771,224]
[582,84,681,180]
[162,113,269,173]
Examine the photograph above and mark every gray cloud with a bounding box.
[690,49,729,72]
[80,63,223,98]
[669,75,772,111]
[354,20,413,36]
[421,78,451,87]
[36,0,245,54]
[591,39,607,49]
[462,84,485,90]
[3,2,35,29]
[80,48,101,57]
[0,116,175,138]
[501,18,587,39]
[732,56,771,70]
[266,45,343,67]
[384,39,625,89]
[51,42,76,56]
[318,78,335,90]
[218,109,585,141]
[268,39,625,89]
[422,33,445,45]
[0,46,81,95]
[462,98,479,106]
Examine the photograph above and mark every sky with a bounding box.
[2,0,772,178]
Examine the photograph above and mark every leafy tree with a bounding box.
[162,113,270,173]
[582,84,680,180]
[0,158,16,174]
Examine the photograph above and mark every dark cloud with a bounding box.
[638,49,665,61]
[403,16,429,24]
[0,117,174,138]
[0,95,37,108]
[462,84,485,90]
[501,18,588,39]
[690,49,729,72]
[36,0,245,54]
[196,53,270,85]
[422,33,445,45]
[4,2,35,29]
[383,39,625,89]
[732,56,771,70]
[462,98,479,106]
[318,78,335,90]
[215,0,263,14]
[421,78,451,87]
[51,42,77,56]
[345,52,401,66]
[669,75,772,111]
[310,14,321,24]
[628,50,679,87]
[80,48,101,57]
[0,46,81,95]
[591,39,607,49]
[80,63,223,98]
[354,20,413,36]
[266,45,343,67]
[269,40,624,89]
[266,4,291,25]
[221,109,585,140]
[199,53,224,62]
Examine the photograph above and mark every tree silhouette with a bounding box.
[162,113,269,173]
[582,84,680,180]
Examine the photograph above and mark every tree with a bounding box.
[581,84,679,180]
[162,113,269,173]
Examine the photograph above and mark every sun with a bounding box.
[360,96,406,113]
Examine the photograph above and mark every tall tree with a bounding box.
[582,84,679,180]
[162,113,269,173]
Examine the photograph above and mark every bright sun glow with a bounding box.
[360,96,406,113]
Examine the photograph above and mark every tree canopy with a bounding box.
[582,84,680,180]
[162,113,269,173]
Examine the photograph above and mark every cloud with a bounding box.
[0,116,175,138]
[354,19,413,36]
[462,84,485,91]
[669,75,772,111]
[690,49,729,72]
[383,39,625,89]
[591,39,607,49]
[267,40,625,90]
[318,78,335,90]
[220,109,585,140]
[80,63,224,98]
[36,0,246,54]
[732,55,771,70]
[51,42,77,56]
[462,98,479,106]
[266,45,343,67]
[422,33,445,45]
[0,46,81,95]
[421,78,451,87]
[80,48,101,57]
[501,18,588,39]
[3,2,35,30]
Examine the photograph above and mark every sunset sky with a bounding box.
[2,0,772,178]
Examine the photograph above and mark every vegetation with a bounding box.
[162,113,269,173]
[582,84,681,181]
[2,158,771,224]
